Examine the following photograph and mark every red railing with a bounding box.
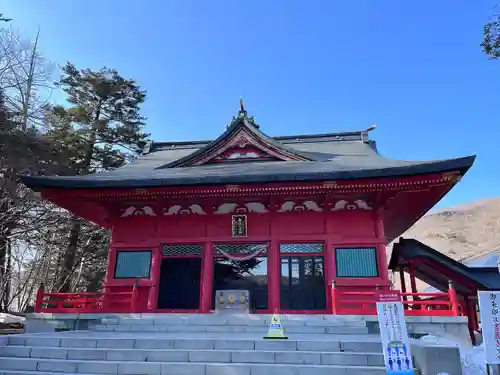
[34,281,139,313]
[331,280,461,316]
[34,279,462,316]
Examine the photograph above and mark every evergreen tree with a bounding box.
[51,63,149,291]
[482,13,500,59]
[0,93,73,310]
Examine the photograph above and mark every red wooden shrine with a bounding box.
[23,102,476,315]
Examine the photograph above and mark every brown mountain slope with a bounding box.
[388,197,500,290]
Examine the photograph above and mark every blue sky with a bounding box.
[4,1,499,209]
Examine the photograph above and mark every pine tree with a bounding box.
[482,13,500,59]
[0,92,69,310]
[51,63,150,291]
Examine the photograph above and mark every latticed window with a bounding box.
[162,244,203,257]
[114,250,152,278]
[213,243,268,256]
[335,247,378,277]
[280,243,324,254]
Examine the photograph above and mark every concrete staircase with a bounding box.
[0,314,392,375]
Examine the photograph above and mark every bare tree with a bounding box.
[0,28,56,311]
[0,27,54,131]
[0,29,147,311]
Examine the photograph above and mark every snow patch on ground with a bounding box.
[418,335,485,375]
[0,313,25,324]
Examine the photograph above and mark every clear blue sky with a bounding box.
[4,1,499,209]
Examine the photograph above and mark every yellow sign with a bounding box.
[263,310,288,340]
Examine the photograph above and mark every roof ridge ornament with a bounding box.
[238,97,247,117]
[227,98,260,129]
[361,124,376,143]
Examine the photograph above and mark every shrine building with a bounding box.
[21,103,476,314]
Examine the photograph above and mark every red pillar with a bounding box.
[34,283,45,313]
[464,297,476,345]
[200,242,213,313]
[325,237,335,312]
[102,246,116,310]
[408,261,418,293]
[131,280,139,313]
[473,301,479,329]
[268,239,280,313]
[471,300,479,330]
[147,246,162,311]
[399,266,407,304]
[374,207,389,286]
[104,247,116,287]
[467,297,479,345]
[331,280,338,314]
[448,280,460,316]
[460,300,467,315]
[408,260,420,309]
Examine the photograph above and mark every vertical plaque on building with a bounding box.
[232,214,247,238]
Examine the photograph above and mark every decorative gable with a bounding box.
[193,128,294,165]
[161,101,311,168]
[214,145,270,162]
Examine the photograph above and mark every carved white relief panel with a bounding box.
[277,200,323,213]
[331,199,372,211]
[227,151,260,159]
[214,202,269,214]
[245,202,269,213]
[164,204,207,216]
[121,206,157,217]
[215,203,238,214]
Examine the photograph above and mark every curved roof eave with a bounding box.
[20,154,476,190]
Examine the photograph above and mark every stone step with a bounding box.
[7,336,383,353]
[91,324,369,334]
[0,357,387,375]
[0,346,385,366]
[100,316,367,328]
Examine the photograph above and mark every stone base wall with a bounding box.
[364,315,471,347]
[25,312,472,348]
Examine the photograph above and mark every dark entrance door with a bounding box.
[157,258,202,310]
[280,255,326,310]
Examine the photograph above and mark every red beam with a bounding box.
[39,171,459,200]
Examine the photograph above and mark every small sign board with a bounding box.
[376,291,414,375]
[376,290,402,303]
[215,289,249,314]
[478,291,500,364]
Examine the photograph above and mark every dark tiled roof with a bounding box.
[389,238,500,294]
[20,114,476,189]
